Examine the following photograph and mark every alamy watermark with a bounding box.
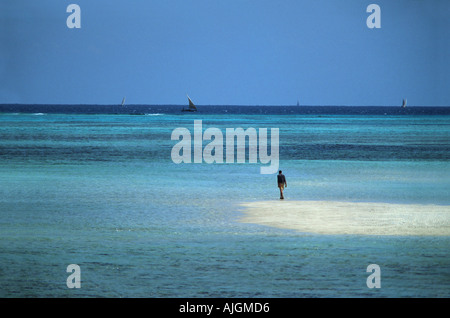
[66,4,381,30]
[366,264,381,288]
[66,264,81,288]
[66,4,81,29]
[171,120,279,174]
[65,263,381,291]
[366,4,381,29]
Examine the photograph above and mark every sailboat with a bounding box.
[114,97,126,114]
[297,99,300,106]
[182,95,197,112]
[402,98,407,108]
[121,97,144,115]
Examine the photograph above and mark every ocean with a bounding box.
[0,105,449,297]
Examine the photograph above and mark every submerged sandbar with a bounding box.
[239,200,450,236]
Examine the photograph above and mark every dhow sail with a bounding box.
[182,95,197,112]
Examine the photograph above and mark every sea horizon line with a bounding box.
[1,103,449,108]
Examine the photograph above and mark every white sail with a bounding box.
[182,95,197,112]
[121,97,126,106]
[402,98,407,108]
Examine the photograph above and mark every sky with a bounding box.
[1,0,449,106]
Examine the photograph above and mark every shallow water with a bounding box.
[0,108,449,297]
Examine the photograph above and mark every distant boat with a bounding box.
[113,97,126,114]
[402,98,407,108]
[120,96,144,115]
[182,95,197,112]
[297,99,300,106]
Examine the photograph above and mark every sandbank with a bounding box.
[239,200,450,236]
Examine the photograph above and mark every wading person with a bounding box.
[277,170,287,199]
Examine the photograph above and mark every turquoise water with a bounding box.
[0,109,449,297]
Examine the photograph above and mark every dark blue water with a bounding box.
[1,104,450,115]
